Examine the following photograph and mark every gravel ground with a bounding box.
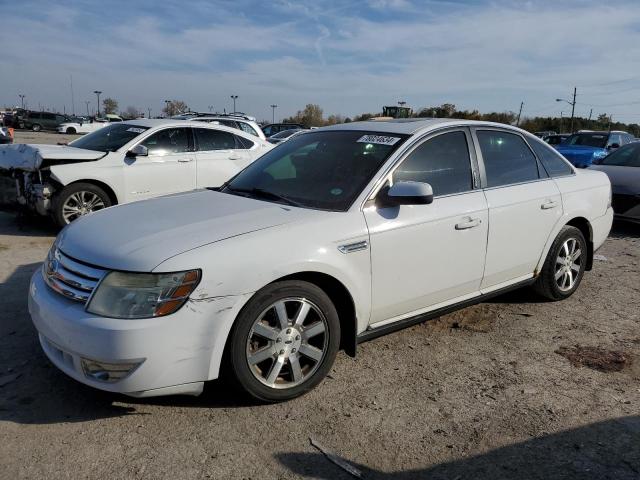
[0,131,639,479]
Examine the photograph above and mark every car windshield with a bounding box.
[565,133,608,148]
[69,123,150,152]
[600,143,640,167]
[224,130,408,211]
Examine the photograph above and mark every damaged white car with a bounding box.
[0,119,273,226]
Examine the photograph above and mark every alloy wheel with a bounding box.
[62,191,106,223]
[246,297,328,389]
[555,237,582,292]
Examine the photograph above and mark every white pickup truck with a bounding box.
[0,119,272,226]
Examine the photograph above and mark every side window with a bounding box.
[262,125,273,136]
[392,131,473,196]
[236,135,254,149]
[194,128,237,151]
[238,122,258,137]
[608,134,622,147]
[220,120,237,129]
[529,138,573,177]
[477,130,540,187]
[141,128,190,154]
[43,113,56,120]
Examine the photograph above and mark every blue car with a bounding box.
[554,131,635,168]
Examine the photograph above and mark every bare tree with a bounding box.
[162,100,189,117]
[102,98,118,115]
[123,106,141,119]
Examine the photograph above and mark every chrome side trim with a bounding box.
[338,240,368,254]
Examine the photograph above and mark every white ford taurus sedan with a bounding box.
[29,119,613,402]
[0,119,272,226]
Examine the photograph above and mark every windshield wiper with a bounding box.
[223,186,303,207]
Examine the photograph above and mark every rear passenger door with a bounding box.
[473,129,563,290]
[193,127,253,188]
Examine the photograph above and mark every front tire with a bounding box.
[31,124,42,132]
[534,225,587,300]
[52,182,112,227]
[228,280,340,402]
[66,127,76,134]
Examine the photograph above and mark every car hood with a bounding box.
[57,190,314,271]
[588,164,640,195]
[0,144,105,171]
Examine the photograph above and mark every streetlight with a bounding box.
[85,100,90,117]
[148,107,152,119]
[18,94,25,109]
[93,90,102,117]
[270,104,278,123]
[164,100,171,117]
[556,86,577,133]
[230,95,238,114]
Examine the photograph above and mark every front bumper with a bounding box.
[28,268,245,397]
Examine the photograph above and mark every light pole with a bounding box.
[559,111,564,133]
[93,90,102,117]
[516,101,524,126]
[164,100,171,117]
[230,95,238,114]
[85,100,90,117]
[270,104,278,123]
[148,107,152,119]
[556,86,577,133]
[18,94,25,109]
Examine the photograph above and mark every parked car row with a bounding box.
[16,118,614,402]
[56,114,123,134]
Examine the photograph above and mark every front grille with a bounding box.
[44,248,107,303]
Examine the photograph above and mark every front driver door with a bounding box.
[124,127,196,202]
[364,128,488,327]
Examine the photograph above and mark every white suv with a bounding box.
[188,115,266,141]
[29,119,613,401]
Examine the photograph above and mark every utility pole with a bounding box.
[588,108,593,121]
[93,90,102,117]
[516,101,524,126]
[19,94,25,109]
[148,107,152,119]
[560,111,564,133]
[230,95,238,114]
[555,86,577,133]
[270,104,278,123]
[70,74,75,115]
[164,100,171,117]
[85,101,90,117]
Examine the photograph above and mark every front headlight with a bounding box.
[86,270,200,319]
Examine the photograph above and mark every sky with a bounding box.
[2,0,640,123]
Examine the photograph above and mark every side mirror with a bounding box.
[127,144,148,157]
[607,143,620,150]
[377,181,434,207]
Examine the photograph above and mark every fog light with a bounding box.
[81,358,143,383]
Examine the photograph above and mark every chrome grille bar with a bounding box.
[44,248,107,304]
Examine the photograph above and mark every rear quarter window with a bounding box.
[528,138,574,177]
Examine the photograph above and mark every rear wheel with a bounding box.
[52,182,112,227]
[228,280,340,402]
[66,127,76,134]
[534,225,587,300]
[31,124,42,132]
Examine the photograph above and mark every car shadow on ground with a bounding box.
[276,416,640,479]
[610,219,640,239]
[0,208,58,237]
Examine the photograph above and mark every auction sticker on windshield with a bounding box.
[357,135,401,145]
[126,127,146,134]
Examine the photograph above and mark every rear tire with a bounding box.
[52,182,112,227]
[31,124,42,132]
[66,127,76,134]
[534,225,587,300]
[228,280,340,402]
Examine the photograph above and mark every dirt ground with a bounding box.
[0,132,639,479]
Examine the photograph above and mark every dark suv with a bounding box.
[23,111,70,132]
[261,123,305,137]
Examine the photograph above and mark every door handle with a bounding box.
[541,199,558,209]
[177,158,193,163]
[455,217,481,230]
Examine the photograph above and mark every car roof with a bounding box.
[118,119,262,138]
[320,118,528,136]
[189,116,255,123]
